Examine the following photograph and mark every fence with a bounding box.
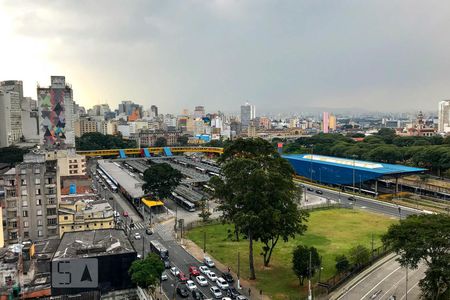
[318,245,391,293]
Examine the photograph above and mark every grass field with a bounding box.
[186,208,397,299]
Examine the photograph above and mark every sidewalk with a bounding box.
[328,252,397,300]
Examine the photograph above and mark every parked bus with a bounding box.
[150,240,169,260]
[172,193,196,212]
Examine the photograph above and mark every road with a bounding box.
[336,255,425,300]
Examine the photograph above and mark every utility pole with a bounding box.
[203,231,206,253]
[308,251,312,300]
[237,251,241,289]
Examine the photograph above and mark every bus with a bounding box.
[207,171,220,177]
[172,193,196,212]
[195,166,206,174]
[150,240,169,260]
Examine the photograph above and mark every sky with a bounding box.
[1,0,450,115]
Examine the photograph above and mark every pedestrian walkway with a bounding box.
[154,221,175,241]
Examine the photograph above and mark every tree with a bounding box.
[0,146,31,165]
[292,245,321,286]
[154,137,167,147]
[349,245,371,267]
[142,163,182,199]
[177,135,189,146]
[129,253,165,294]
[211,138,308,278]
[198,198,212,222]
[383,214,450,299]
[76,132,136,150]
[335,255,350,274]
[376,128,396,144]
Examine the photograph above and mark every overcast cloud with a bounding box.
[1,0,450,114]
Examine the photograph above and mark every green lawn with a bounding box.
[186,208,397,299]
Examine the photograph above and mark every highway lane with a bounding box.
[300,181,423,218]
[336,255,425,300]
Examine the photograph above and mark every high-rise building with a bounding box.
[0,80,23,101]
[74,118,98,137]
[240,102,256,128]
[329,114,337,131]
[438,100,450,133]
[1,150,59,244]
[151,105,158,117]
[322,112,330,133]
[194,106,205,118]
[37,76,75,148]
[0,89,22,147]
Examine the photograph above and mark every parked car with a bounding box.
[163,259,170,269]
[177,285,189,298]
[189,266,200,276]
[122,211,129,217]
[315,190,323,195]
[225,287,240,299]
[178,271,189,282]
[348,196,355,201]
[134,232,141,240]
[207,271,218,281]
[199,265,210,275]
[204,256,215,267]
[307,187,314,192]
[216,277,229,290]
[186,280,197,291]
[236,296,248,300]
[145,228,154,235]
[222,272,234,283]
[161,273,168,281]
[170,267,180,276]
[192,289,206,300]
[196,275,208,287]
[210,286,222,299]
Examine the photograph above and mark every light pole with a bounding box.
[352,155,357,193]
[237,251,241,289]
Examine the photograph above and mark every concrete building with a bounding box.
[0,89,22,147]
[51,229,137,296]
[329,114,337,131]
[240,102,256,128]
[322,112,330,133]
[151,105,158,117]
[131,129,182,146]
[0,80,23,100]
[21,97,40,142]
[194,106,205,118]
[74,118,98,137]
[1,150,58,244]
[37,76,75,148]
[438,100,450,133]
[58,198,114,237]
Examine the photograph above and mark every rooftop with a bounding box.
[283,154,426,175]
[98,159,144,199]
[53,229,135,261]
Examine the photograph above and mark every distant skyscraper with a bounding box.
[322,112,330,133]
[0,88,22,147]
[194,106,205,118]
[151,105,158,117]
[329,114,337,131]
[37,76,75,148]
[0,80,23,101]
[438,100,450,133]
[240,102,256,128]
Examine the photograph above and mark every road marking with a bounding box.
[399,280,420,300]
[359,266,402,300]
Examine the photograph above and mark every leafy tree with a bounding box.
[198,198,212,222]
[383,214,450,299]
[0,146,31,165]
[211,138,308,278]
[335,255,350,274]
[376,128,396,144]
[154,137,167,147]
[177,135,189,146]
[292,245,321,286]
[142,163,182,199]
[129,253,165,294]
[76,132,136,150]
[349,245,371,266]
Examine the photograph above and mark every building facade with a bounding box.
[37,76,75,148]
[438,100,450,133]
[74,118,98,137]
[0,89,22,147]
[131,129,182,146]
[240,102,256,129]
[1,151,58,244]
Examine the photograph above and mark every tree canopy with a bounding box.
[383,214,450,299]
[177,135,189,146]
[142,163,183,199]
[154,137,167,147]
[129,253,164,293]
[210,138,308,279]
[75,132,136,150]
[0,146,31,165]
[292,245,321,286]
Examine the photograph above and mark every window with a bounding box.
[47,208,57,215]
[71,226,74,229]
[47,188,55,195]
[20,169,26,174]
[37,209,42,216]
[24,231,29,238]
[37,219,43,226]
[35,178,40,185]
[8,221,17,228]
[22,211,28,217]
[23,221,29,228]
[21,189,27,196]
[64,216,68,220]
[47,178,53,184]
[8,180,15,186]
[35,189,41,195]
[22,200,28,207]
[34,168,40,174]
[21,179,26,185]
[9,232,17,240]
[36,199,42,206]
[47,218,57,226]
[37,230,43,237]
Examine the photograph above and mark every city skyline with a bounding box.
[1,1,450,113]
